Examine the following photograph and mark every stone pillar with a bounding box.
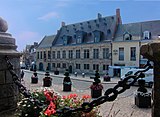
[140,42,160,117]
[0,17,21,112]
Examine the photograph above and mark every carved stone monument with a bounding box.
[0,17,21,113]
[141,41,160,117]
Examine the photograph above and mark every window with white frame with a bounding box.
[57,63,61,68]
[52,63,55,68]
[76,64,81,69]
[40,51,42,59]
[93,64,99,70]
[62,63,66,68]
[119,47,124,61]
[62,50,66,59]
[143,31,150,39]
[103,48,109,59]
[76,50,80,59]
[93,49,99,59]
[68,50,73,59]
[52,51,55,59]
[84,64,89,70]
[84,49,90,59]
[44,51,46,59]
[103,65,109,70]
[48,51,51,59]
[130,47,136,61]
[57,51,61,59]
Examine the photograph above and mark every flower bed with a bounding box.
[16,88,102,117]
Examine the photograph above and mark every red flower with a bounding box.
[44,91,53,101]
[67,94,78,99]
[82,95,91,99]
[44,101,56,116]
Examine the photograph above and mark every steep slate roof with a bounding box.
[53,15,118,46]
[37,35,56,49]
[115,20,160,41]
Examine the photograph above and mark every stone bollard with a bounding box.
[140,41,160,117]
[135,79,151,108]
[0,17,21,113]
[31,70,38,84]
[63,69,72,92]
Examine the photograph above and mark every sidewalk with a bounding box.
[25,70,119,84]
[23,70,152,117]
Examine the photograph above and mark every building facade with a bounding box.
[36,9,122,75]
[21,42,38,68]
[36,9,160,76]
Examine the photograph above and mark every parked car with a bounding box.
[20,62,26,69]
[121,68,153,88]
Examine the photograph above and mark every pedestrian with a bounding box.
[20,70,24,81]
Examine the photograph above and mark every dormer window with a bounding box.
[143,31,151,39]
[63,36,68,45]
[62,35,72,45]
[123,32,132,40]
[77,36,81,43]
[93,30,102,43]
[75,31,86,44]
[96,24,99,28]
[88,25,91,29]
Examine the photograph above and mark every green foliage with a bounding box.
[16,89,102,117]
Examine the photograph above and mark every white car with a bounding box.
[120,69,153,87]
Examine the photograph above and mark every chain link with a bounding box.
[5,56,44,109]
[4,56,152,117]
[56,60,152,117]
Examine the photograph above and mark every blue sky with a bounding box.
[0,0,160,51]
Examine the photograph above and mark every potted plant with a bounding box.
[16,89,102,117]
[63,69,72,91]
[135,79,151,108]
[43,67,52,87]
[90,70,103,98]
[103,73,111,82]
[54,68,59,75]
[31,70,38,83]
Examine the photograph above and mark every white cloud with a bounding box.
[38,12,60,21]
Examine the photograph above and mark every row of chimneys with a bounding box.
[61,8,121,27]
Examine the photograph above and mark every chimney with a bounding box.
[61,22,65,27]
[97,13,102,19]
[116,8,122,24]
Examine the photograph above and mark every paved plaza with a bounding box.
[19,70,152,117]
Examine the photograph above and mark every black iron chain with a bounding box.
[5,56,44,109]
[5,56,152,117]
[56,61,152,117]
